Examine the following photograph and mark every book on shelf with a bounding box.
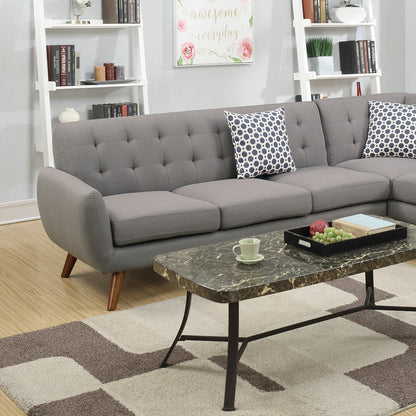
[339,40,377,75]
[66,45,75,86]
[302,0,314,21]
[303,0,328,23]
[320,0,328,23]
[102,0,141,23]
[102,0,118,23]
[332,214,396,237]
[92,102,138,119]
[295,93,324,102]
[47,44,76,86]
[60,45,67,86]
[122,0,128,23]
[46,45,61,86]
[127,0,136,23]
[75,51,81,86]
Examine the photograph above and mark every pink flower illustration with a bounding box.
[181,42,196,62]
[177,19,187,32]
[237,38,253,61]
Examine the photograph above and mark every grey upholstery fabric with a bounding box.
[37,168,114,272]
[103,191,220,246]
[337,158,416,183]
[392,173,416,204]
[267,166,390,212]
[316,93,407,165]
[405,93,416,105]
[37,93,416,282]
[173,178,312,229]
[388,200,416,224]
[106,201,387,273]
[52,101,327,197]
[223,101,328,168]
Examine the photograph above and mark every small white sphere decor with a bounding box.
[58,108,80,123]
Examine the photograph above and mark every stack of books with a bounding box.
[92,102,138,119]
[302,0,329,23]
[102,0,141,24]
[339,40,377,74]
[332,214,396,237]
[47,45,80,86]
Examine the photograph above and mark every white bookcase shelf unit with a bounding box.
[33,0,149,167]
[292,0,381,101]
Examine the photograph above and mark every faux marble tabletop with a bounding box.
[153,219,416,303]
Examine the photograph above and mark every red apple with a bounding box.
[309,219,329,236]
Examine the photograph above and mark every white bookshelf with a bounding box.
[292,0,381,101]
[33,0,149,167]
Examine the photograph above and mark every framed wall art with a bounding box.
[174,0,254,67]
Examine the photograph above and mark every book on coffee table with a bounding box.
[332,214,396,237]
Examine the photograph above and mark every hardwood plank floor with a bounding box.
[0,219,415,416]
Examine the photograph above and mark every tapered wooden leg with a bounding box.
[61,253,77,278]
[107,271,126,311]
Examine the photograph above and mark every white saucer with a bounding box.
[236,254,264,265]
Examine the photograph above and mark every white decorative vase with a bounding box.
[329,7,367,24]
[308,56,334,75]
[58,108,80,123]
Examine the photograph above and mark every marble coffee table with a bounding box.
[153,219,416,411]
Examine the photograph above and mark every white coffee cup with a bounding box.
[232,238,260,260]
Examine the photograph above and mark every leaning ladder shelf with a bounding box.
[291,0,382,101]
[33,0,149,167]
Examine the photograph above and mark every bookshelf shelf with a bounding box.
[45,19,143,29]
[33,0,149,167]
[35,80,147,91]
[292,0,381,101]
[294,70,382,81]
[301,19,376,28]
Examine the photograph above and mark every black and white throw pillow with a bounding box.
[362,100,416,159]
[225,108,296,179]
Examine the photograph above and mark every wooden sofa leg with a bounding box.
[107,271,126,311]
[61,253,77,278]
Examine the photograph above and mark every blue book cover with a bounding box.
[338,214,395,230]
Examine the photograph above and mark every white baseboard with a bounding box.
[0,199,40,225]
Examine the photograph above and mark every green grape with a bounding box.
[313,226,356,244]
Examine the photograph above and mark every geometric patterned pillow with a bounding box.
[362,100,416,159]
[224,108,296,179]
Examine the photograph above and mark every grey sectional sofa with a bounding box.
[37,92,416,310]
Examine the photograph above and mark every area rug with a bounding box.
[1,263,416,416]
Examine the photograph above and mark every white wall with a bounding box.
[405,0,416,92]
[0,0,408,211]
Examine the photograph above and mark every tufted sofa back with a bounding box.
[315,92,411,166]
[53,101,327,196]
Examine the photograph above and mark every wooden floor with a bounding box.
[0,219,415,416]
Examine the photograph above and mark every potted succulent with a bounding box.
[306,37,334,75]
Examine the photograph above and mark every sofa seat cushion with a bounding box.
[173,179,311,230]
[337,157,416,182]
[266,166,390,212]
[103,191,220,246]
[392,173,416,204]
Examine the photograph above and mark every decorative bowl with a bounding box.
[329,7,367,24]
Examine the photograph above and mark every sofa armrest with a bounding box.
[37,167,114,272]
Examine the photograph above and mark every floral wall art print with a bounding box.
[174,0,253,67]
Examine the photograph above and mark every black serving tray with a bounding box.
[284,222,407,257]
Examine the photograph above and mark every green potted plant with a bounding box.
[306,37,334,75]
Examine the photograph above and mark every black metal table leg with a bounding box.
[365,270,375,306]
[160,291,192,368]
[223,302,239,411]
